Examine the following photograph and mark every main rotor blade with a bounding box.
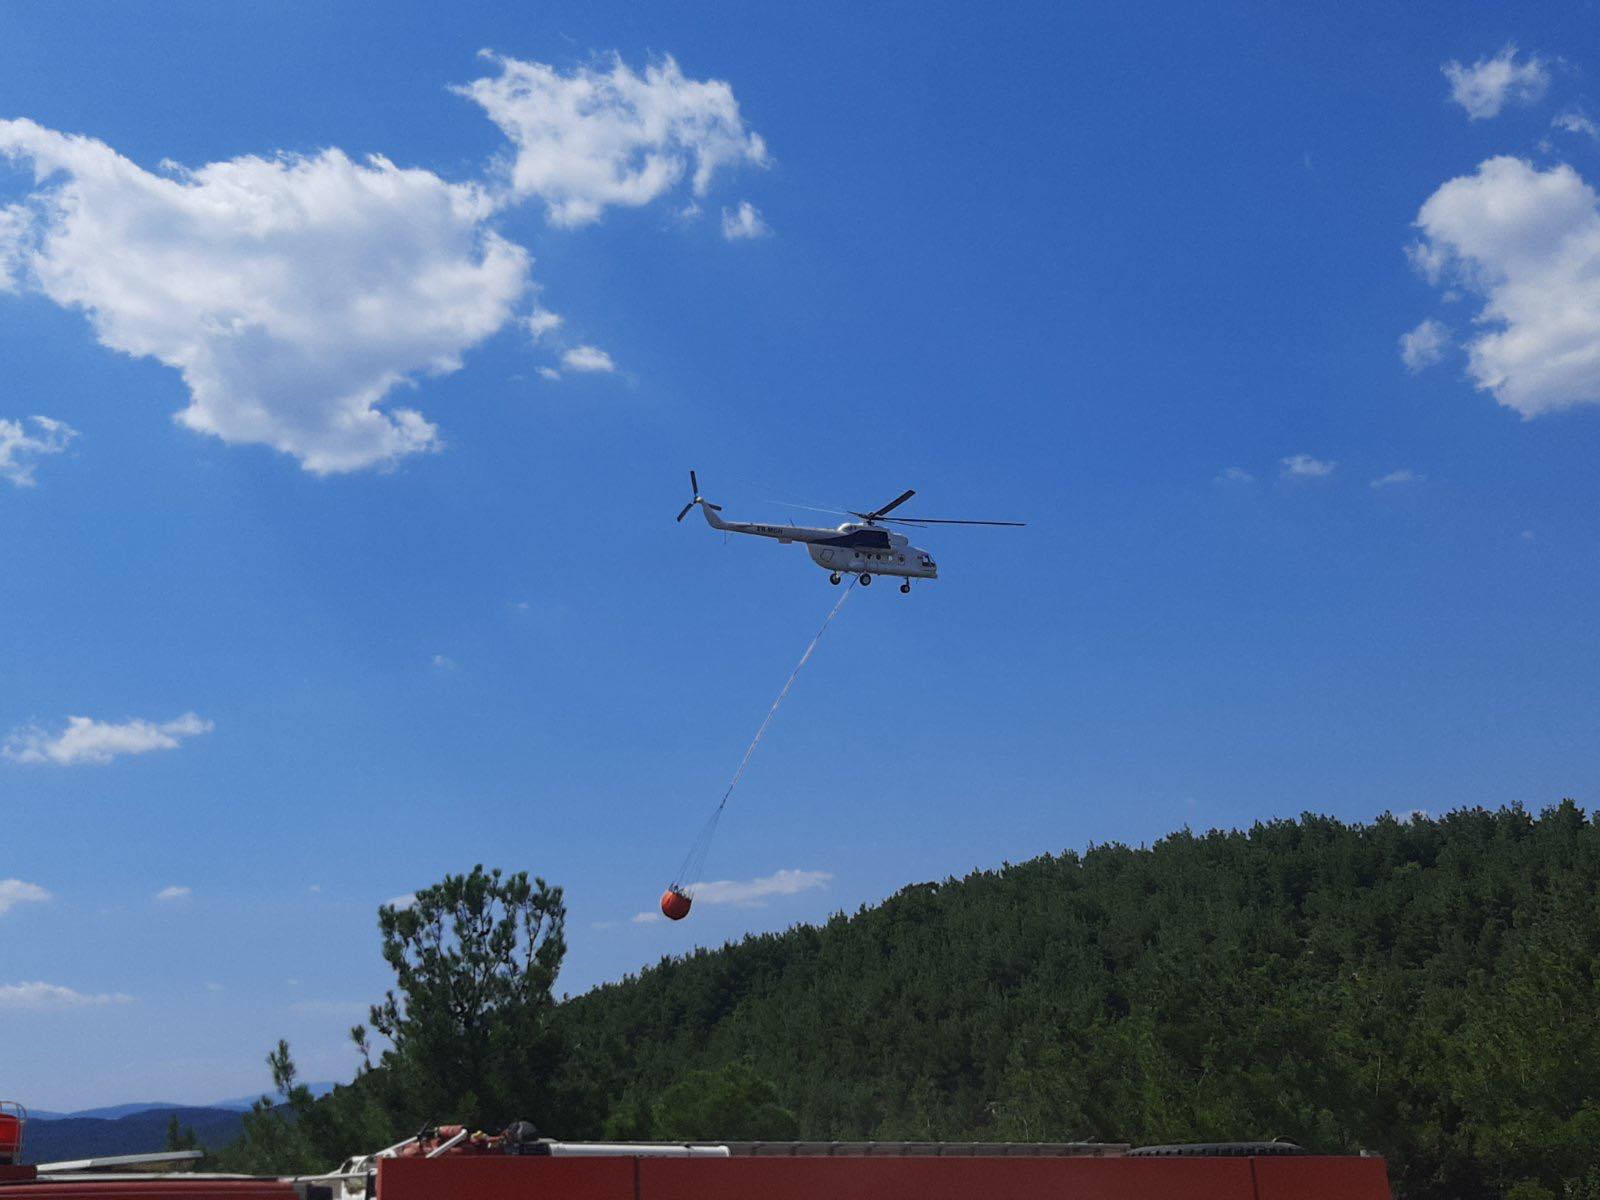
[690,469,699,496]
[869,489,916,519]
[676,501,695,522]
[882,517,1027,527]
[770,500,854,518]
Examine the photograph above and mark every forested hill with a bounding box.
[556,803,1600,1199]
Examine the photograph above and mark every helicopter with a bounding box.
[675,471,1024,592]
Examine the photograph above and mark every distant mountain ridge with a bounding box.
[27,1084,338,1122]
[18,1084,338,1165]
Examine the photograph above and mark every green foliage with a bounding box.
[602,1063,798,1141]
[163,1114,198,1153]
[219,806,1600,1200]
[555,802,1600,1200]
[367,865,572,1131]
[220,865,582,1174]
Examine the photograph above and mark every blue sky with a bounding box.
[3,2,1599,1110]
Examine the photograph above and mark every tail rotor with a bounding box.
[675,470,721,522]
[676,470,700,523]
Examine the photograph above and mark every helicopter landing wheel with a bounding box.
[860,573,872,586]
[829,572,841,585]
[900,582,911,594]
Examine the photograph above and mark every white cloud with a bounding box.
[1443,46,1549,120]
[0,414,76,487]
[721,200,770,240]
[1555,111,1599,140]
[688,868,832,907]
[431,653,456,670]
[0,119,530,474]
[0,879,51,918]
[1413,155,1600,417]
[290,999,369,1018]
[457,52,768,228]
[384,893,416,910]
[154,885,192,902]
[562,345,615,373]
[1371,468,1423,489]
[1400,318,1450,372]
[631,909,663,923]
[0,981,133,1011]
[1280,454,1336,479]
[537,366,562,381]
[526,306,563,339]
[4,711,213,766]
[0,203,27,290]
[1214,466,1254,484]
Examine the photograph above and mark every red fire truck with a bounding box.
[2,1106,1390,1200]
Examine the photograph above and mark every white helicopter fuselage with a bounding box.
[699,503,937,581]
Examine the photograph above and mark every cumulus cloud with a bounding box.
[0,414,76,486]
[1371,469,1423,489]
[1214,466,1254,484]
[0,55,769,471]
[4,711,213,766]
[384,893,417,910]
[0,119,531,473]
[562,345,615,373]
[457,52,768,228]
[1443,46,1549,120]
[1400,318,1450,372]
[1280,454,1336,479]
[1412,155,1600,417]
[0,981,133,1010]
[0,879,51,918]
[154,885,192,902]
[721,200,770,240]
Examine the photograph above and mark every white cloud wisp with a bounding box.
[0,415,76,486]
[4,712,213,766]
[630,868,832,924]
[0,981,133,1011]
[1280,454,1336,479]
[0,880,51,918]
[1443,46,1549,120]
[561,345,616,373]
[1400,318,1450,373]
[688,868,831,907]
[1371,469,1423,489]
[721,200,770,240]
